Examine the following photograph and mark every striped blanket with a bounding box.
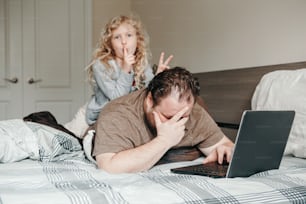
[1,156,306,204]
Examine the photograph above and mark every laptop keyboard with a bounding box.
[192,163,228,176]
[171,162,229,178]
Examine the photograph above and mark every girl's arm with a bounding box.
[93,60,134,100]
[143,64,155,86]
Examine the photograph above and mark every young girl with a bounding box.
[65,15,173,137]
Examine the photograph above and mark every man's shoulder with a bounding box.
[100,89,146,115]
[188,102,217,129]
[190,103,206,119]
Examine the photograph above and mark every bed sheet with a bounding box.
[1,156,306,204]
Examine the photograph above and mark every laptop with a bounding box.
[171,110,295,178]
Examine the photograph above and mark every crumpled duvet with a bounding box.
[0,119,84,163]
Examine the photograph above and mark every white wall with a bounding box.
[131,0,306,73]
[92,0,131,47]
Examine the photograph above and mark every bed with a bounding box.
[1,61,306,204]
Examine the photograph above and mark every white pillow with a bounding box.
[83,130,97,164]
[64,104,89,138]
[252,68,306,158]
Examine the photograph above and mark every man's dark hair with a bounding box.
[146,67,200,106]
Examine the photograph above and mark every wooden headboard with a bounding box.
[193,61,306,141]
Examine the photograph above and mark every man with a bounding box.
[93,67,234,173]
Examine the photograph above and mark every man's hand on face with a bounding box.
[153,106,189,148]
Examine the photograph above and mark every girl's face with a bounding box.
[111,23,137,59]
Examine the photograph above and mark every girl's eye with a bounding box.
[113,35,120,40]
[127,33,133,37]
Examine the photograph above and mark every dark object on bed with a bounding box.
[193,61,306,141]
[157,146,204,165]
[23,111,82,145]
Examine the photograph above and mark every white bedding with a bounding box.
[0,120,83,163]
[252,68,306,158]
[1,155,306,204]
[0,119,39,162]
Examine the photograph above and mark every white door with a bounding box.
[0,0,23,120]
[0,0,91,123]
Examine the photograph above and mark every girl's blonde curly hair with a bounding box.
[86,14,151,90]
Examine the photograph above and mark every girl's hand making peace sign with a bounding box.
[156,52,174,74]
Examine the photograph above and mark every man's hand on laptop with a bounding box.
[201,137,234,164]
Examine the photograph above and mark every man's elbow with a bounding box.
[96,153,133,174]
[96,161,114,173]
[95,153,119,173]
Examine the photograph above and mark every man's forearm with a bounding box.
[96,137,171,173]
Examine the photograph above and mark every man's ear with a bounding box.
[146,92,154,108]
